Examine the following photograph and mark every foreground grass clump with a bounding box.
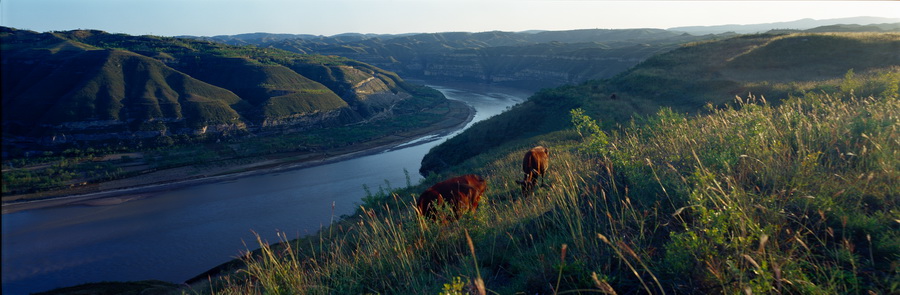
[201,76,898,294]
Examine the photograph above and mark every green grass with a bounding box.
[2,27,420,145]
[1,79,451,196]
[2,161,107,194]
[421,33,900,175]
[195,66,899,294]
[2,47,245,128]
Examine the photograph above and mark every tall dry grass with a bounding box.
[198,69,898,294]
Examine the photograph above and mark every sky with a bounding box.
[1,0,898,37]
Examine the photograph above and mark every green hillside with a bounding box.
[198,54,899,294]
[2,44,244,135]
[1,27,435,150]
[176,56,347,120]
[200,29,731,89]
[51,28,411,107]
[421,33,900,175]
[28,31,899,295]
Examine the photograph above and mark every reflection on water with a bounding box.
[1,82,530,294]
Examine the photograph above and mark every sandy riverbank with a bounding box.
[2,99,474,215]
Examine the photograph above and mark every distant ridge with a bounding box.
[183,16,900,42]
[1,27,438,148]
[187,28,730,89]
[186,17,899,89]
[420,32,900,174]
[178,32,414,45]
[669,16,900,34]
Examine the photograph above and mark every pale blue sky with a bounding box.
[2,0,898,36]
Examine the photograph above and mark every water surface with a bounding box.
[1,82,530,294]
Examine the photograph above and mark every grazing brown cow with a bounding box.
[516,146,550,193]
[417,174,487,220]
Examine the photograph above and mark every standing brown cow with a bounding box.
[516,146,549,194]
[417,174,487,220]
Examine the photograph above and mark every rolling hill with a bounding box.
[185,20,900,91]
[1,27,440,149]
[28,29,900,295]
[189,28,734,89]
[420,32,900,175]
[669,16,900,34]
[190,32,899,294]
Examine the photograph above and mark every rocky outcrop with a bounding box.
[420,48,650,87]
[423,52,488,81]
[259,109,344,128]
[32,119,250,145]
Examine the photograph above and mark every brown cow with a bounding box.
[516,146,549,194]
[417,174,487,220]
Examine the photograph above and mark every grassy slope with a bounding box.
[177,56,347,120]
[421,33,900,175]
[2,27,418,134]
[260,28,725,89]
[2,46,244,131]
[0,28,457,195]
[0,85,454,196]
[203,67,898,295]
[196,33,900,294]
[57,29,411,120]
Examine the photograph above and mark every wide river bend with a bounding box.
[1,82,531,294]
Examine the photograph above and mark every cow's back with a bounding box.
[417,174,486,219]
[523,146,549,179]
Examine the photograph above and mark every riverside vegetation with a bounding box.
[180,33,898,294]
[1,27,462,198]
[204,28,722,90]
[31,32,898,294]
[1,83,452,197]
[190,22,898,90]
[421,32,900,175]
[193,68,898,294]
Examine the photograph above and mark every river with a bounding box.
[1,82,531,295]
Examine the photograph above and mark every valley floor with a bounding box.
[1,99,473,214]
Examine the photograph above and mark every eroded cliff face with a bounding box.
[14,87,412,148]
[1,28,421,148]
[420,48,656,87]
[35,120,250,145]
[335,66,413,118]
[423,52,489,81]
[342,66,396,102]
[259,109,347,129]
[24,95,408,146]
[242,29,721,90]
[23,90,412,146]
[312,45,675,90]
